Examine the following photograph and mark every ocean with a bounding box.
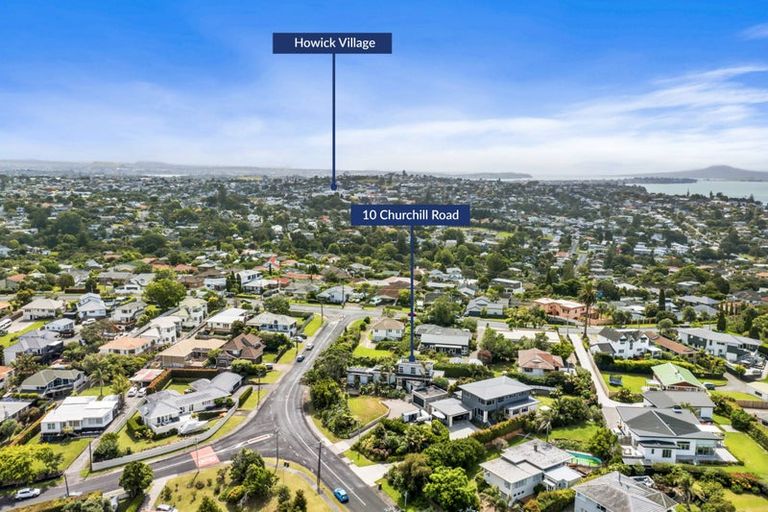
[639,180,768,204]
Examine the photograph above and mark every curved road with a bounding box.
[2,308,389,512]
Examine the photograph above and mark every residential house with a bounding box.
[533,298,588,322]
[99,336,155,356]
[429,397,472,426]
[651,363,705,391]
[0,366,14,389]
[143,316,182,344]
[491,278,525,296]
[4,329,64,365]
[371,318,405,342]
[21,298,64,320]
[20,369,85,396]
[647,332,696,359]
[464,296,508,317]
[481,440,582,503]
[0,400,32,421]
[41,395,120,438]
[411,385,451,409]
[616,406,724,464]
[158,337,228,368]
[517,348,564,376]
[216,333,265,367]
[207,308,249,334]
[247,312,298,337]
[139,371,241,434]
[177,297,208,329]
[77,293,108,320]
[642,390,714,420]
[593,328,651,359]
[677,327,761,362]
[111,300,146,328]
[459,376,538,424]
[573,471,677,512]
[44,318,75,337]
[317,285,350,304]
[419,326,472,356]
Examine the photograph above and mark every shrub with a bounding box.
[146,369,171,394]
[471,415,528,444]
[224,485,245,503]
[238,386,253,406]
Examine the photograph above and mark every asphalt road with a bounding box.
[2,309,389,512]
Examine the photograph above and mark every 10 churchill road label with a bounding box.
[273,33,392,54]
[351,204,471,226]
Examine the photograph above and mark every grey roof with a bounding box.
[642,390,715,410]
[678,327,760,347]
[15,329,61,350]
[598,327,647,343]
[189,371,243,394]
[430,397,470,417]
[501,440,572,470]
[21,369,82,387]
[617,407,719,440]
[575,471,677,512]
[459,376,531,401]
[415,324,468,337]
[0,400,32,418]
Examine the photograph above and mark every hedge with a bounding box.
[238,385,253,406]
[145,369,171,395]
[434,362,493,379]
[593,353,722,378]
[169,368,219,379]
[15,492,103,512]
[470,415,528,444]
[9,415,44,446]
[648,463,768,497]
[524,489,575,512]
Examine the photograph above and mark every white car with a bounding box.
[138,387,147,397]
[305,342,314,350]
[127,387,137,397]
[156,505,178,512]
[15,488,41,500]
[82,318,97,326]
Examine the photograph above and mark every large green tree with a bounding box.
[120,461,153,497]
[143,278,187,310]
[423,466,478,512]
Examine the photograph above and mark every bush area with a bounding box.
[594,352,724,379]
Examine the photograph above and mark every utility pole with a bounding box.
[256,372,261,407]
[316,442,322,492]
[64,473,70,497]
[275,428,280,471]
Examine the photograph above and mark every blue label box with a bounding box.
[351,204,471,226]
[273,33,392,54]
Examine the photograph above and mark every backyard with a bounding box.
[601,371,651,395]
[0,320,45,347]
[545,421,601,442]
[348,396,388,426]
[28,434,90,473]
[351,344,393,359]
[723,490,768,512]
[723,431,768,479]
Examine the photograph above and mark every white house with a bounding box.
[111,300,146,326]
[44,318,75,337]
[99,336,155,356]
[593,328,651,359]
[371,318,405,342]
[317,285,350,304]
[481,440,581,503]
[77,293,108,320]
[418,325,472,356]
[207,308,249,333]
[247,312,298,337]
[574,471,677,512]
[677,327,761,363]
[143,316,182,344]
[41,395,119,438]
[21,298,64,320]
[177,297,208,329]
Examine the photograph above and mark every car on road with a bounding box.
[296,354,305,362]
[305,342,314,350]
[703,382,716,390]
[333,488,349,503]
[156,505,178,512]
[15,488,41,500]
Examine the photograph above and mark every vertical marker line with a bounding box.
[409,225,415,362]
[331,53,337,191]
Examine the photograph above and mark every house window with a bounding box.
[677,441,690,450]
[662,449,672,458]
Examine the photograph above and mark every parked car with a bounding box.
[82,318,97,326]
[265,363,274,370]
[297,354,305,362]
[127,387,137,397]
[333,488,349,503]
[305,342,314,350]
[15,488,41,500]
[703,382,716,390]
[156,505,178,512]
[138,387,147,397]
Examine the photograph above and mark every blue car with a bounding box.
[333,488,349,503]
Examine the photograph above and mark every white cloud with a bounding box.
[741,23,768,40]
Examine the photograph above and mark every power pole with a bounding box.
[275,428,280,471]
[316,442,322,492]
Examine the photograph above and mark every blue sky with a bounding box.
[1,1,768,175]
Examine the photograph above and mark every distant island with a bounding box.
[630,165,768,182]
[628,177,697,184]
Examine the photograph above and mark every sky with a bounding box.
[1,1,768,176]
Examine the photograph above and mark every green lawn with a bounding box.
[724,431,768,479]
[351,344,393,359]
[723,491,768,512]
[0,320,45,347]
[343,448,377,467]
[75,385,110,397]
[115,412,187,452]
[601,372,651,395]
[262,351,279,363]
[260,369,283,384]
[303,315,324,336]
[348,396,388,426]
[377,477,430,512]
[29,434,90,472]
[163,381,192,394]
[276,342,304,363]
[310,412,341,443]
[712,413,731,426]
[546,421,601,442]
[712,390,757,401]
[207,415,246,444]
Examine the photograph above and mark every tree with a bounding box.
[264,295,291,315]
[143,278,187,310]
[387,453,432,496]
[423,466,478,512]
[578,280,597,337]
[658,287,666,311]
[230,448,265,484]
[587,428,619,463]
[243,462,277,499]
[310,379,343,410]
[424,438,485,470]
[93,432,124,461]
[479,328,516,362]
[120,461,153,497]
[716,310,727,332]
[535,407,554,441]
[11,352,41,384]
[37,446,63,475]
[425,296,459,327]
[0,419,18,441]
[292,490,307,512]
[681,306,697,323]
[197,496,223,512]
[657,318,676,338]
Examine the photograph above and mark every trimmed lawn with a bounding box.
[348,396,388,426]
[343,448,377,467]
[724,491,768,512]
[207,415,246,444]
[263,351,279,363]
[378,477,430,512]
[260,369,283,384]
[163,381,192,394]
[115,412,186,452]
[75,385,110,397]
[724,432,768,479]
[276,343,304,363]
[546,421,600,442]
[29,434,90,472]
[351,344,392,359]
[303,315,324,336]
[712,390,757,401]
[601,372,650,395]
[156,461,336,512]
[702,377,728,387]
[712,413,731,426]
[0,320,45,347]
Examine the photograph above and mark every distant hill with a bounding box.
[633,165,768,181]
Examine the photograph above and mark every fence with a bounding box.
[736,399,768,409]
[91,403,238,471]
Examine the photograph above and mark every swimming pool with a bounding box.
[567,450,602,466]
